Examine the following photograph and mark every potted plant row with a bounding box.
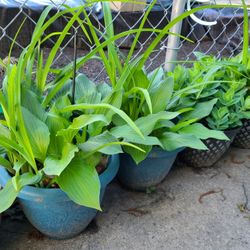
[0,1,247,238]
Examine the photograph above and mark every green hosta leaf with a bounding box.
[178,123,229,140]
[13,158,26,173]
[174,96,196,110]
[0,146,5,154]
[154,120,175,130]
[50,79,71,102]
[180,99,218,121]
[44,143,79,176]
[0,179,19,213]
[0,123,10,139]
[70,114,110,129]
[170,118,198,132]
[159,132,207,151]
[124,135,162,147]
[148,67,164,89]
[92,90,123,133]
[127,69,150,90]
[52,95,72,120]
[150,76,174,113]
[75,74,101,104]
[79,131,123,155]
[22,107,50,161]
[125,87,153,114]
[57,155,101,210]
[21,88,47,122]
[57,114,110,141]
[61,103,144,138]
[0,135,34,167]
[79,131,144,158]
[96,82,112,99]
[102,89,123,109]
[111,111,180,140]
[84,152,102,169]
[46,112,69,156]
[124,144,152,164]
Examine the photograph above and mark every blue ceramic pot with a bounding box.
[118,147,183,191]
[0,155,119,239]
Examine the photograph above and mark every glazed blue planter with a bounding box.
[118,147,183,191]
[0,155,119,239]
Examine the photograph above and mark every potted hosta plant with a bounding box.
[77,3,229,191]
[0,7,142,238]
[111,67,228,190]
[168,52,250,168]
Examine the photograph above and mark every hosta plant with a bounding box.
[0,67,143,213]
[73,2,229,164]
[108,65,229,164]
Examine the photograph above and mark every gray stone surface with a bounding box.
[1,147,250,250]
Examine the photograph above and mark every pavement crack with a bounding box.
[122,208,151,217]
[242,183,250,211]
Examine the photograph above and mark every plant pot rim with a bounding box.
[147,146,184,159]
[0,154,119,202]
[223,127,241,132]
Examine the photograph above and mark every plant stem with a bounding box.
[72,28,77,104]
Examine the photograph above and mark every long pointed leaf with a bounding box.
[61,103,144,138]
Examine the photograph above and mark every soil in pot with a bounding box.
[0,155,119,239]
[118,147,183,191]
[232,120,250,149]
[180,128,240,168]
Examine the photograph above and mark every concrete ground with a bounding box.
[0,147,250,250]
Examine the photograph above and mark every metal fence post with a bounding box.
[164,0,187,72]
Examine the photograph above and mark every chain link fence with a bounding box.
[0,0,249,80]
